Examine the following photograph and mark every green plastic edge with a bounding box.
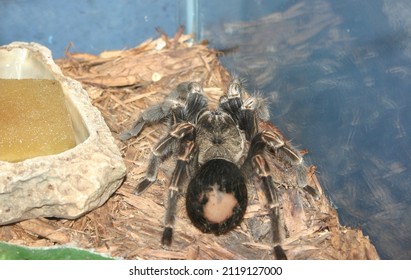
[0,241,114,260]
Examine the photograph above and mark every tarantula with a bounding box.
[121,79,317,259]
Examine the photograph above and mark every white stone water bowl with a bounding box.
[0,42,126,225]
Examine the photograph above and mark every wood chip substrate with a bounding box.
[0,32,379,260]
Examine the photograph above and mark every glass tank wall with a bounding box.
[2,0,411,260]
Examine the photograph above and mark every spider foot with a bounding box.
[119,119,145,141]
[161,227,173,246]
[303,185,320,200]
[274,245,287,260]
[134,179,154,195]
[119,131,133,141]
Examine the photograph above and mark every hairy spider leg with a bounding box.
[132,82,207,194]
[132,82,208,244]
[261,124,320,199]
[219,79,264,141]
[218,78,243,115]
[162,124,196,246]
[240,109,259,141]
[167,81,208,126]
[162,83,208,245]
[119,104,167,141]
[120,82,196,141]
[218,95,243,126]
[133,123,194,194]
[252,154,287,260]
[243,132,287,260]
[221,81,287,259]
[227,78,246,100]
[220,93,258,141]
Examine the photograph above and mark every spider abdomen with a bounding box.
[186,158,247,235]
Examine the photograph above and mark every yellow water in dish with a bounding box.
[0,79,76,162]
